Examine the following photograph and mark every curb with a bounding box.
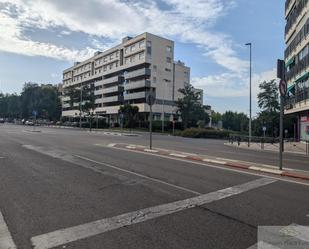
[114,144,309,182]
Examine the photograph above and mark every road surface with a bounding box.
[0,124,308,249]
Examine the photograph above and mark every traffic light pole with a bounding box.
[149,105,153,150]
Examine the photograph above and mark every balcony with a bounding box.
[102,75,123,85]
[285,86,309,111]
[102,95,123,103]
[95,88,104,95]
[102,86,123,94]
[95,98,103,104]
[124,68,151,80]
[124,80,151,91]
[124,91,146,100]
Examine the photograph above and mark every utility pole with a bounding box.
[245,43,252,147]
[79,83,83,129]
[277,59,286,171]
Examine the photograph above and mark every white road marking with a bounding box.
[169,153,187,158]
[104,145,309,187]
[74,155,201,195]
[280,224,309,242]
[126,145,136,149]
[0,211,17,249]
[0,157,4,159]
[31,178,276,249]
[107,143,116,147]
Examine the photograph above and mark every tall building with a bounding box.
[285,0,309,141]
[62,32,202,124]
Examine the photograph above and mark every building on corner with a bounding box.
[284,0,309,141]
[61,32,203,125]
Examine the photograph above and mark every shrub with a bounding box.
[181,128,230,139]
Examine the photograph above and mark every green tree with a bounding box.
[176,84,209,129]
[256,80,280,137]
[119,104,139,129]
[222,111,249,132]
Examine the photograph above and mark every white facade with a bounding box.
[62,32,194,120]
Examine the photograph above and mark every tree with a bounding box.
[119,104,139,129]
[176,84,209,129]
[258,80,279,112]
[222,111,249,132]
[256,80,280,137]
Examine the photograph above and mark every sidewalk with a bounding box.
[105,143,309,182]
[226,141,309,156]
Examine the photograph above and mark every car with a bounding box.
[25,120,34,126]
[0,118,5,123]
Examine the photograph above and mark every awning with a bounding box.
[285,57,295,67]
[287,84,295,94]
[295,72,309,83]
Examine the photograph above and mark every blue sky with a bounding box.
[0,0,285,114]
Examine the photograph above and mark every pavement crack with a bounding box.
[197,205,257,230]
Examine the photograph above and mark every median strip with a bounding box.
[106,143,309,182]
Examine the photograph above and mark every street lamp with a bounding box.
[245,42,252,147]
[79,83,83,129]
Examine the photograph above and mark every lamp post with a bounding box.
[245,42,252,147]
[79,83,83,129]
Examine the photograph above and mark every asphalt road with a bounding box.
[0,124,308,249]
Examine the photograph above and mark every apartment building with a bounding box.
[62,32,202,123]
[285,0,309,141]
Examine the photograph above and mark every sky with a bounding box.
[0,0,285,114]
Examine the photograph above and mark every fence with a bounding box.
[229,134,309,155]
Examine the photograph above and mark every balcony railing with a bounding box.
[124,91,146,100]
[124,68,151,80]
[286,53,309,82]
[285,86,309,109]
[285,0,308,36]
[124,80,151,91]
[102,95,123,103]
[102,86,123,94]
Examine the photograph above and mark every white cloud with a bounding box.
[0,0,247,74]
[192,68,277,98]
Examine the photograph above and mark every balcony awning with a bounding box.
[295,72,309,83]
[287,84,295,95]
[285,57,295,67]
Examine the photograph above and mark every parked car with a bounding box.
[25,120,34,126]
[0,118,5,123]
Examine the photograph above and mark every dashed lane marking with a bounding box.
[31,178,276,249]
[0,211,17,249]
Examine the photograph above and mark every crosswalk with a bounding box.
[247,224,309,249]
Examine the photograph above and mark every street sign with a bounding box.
[279,79,287,96]
[262,126,266,132]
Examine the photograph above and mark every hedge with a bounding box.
[180,128,230,139]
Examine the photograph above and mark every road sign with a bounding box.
[279,79,287,96]
[262,126,266,132]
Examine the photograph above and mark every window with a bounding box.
[110,54,113,60]
[166,46,172,52]
[147,41,152,56]
[116,51,119,57]
[131,44,136,51]
[139,40,145,48]
[125,58,129,64]
[139,52,145,59]
[115,61,118,67]
[153,77,157,83]
[166,57,172,63]
[103,57,107,62]
[125,48,128,54]
[165,68,171,72]
[109,64,113,69]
